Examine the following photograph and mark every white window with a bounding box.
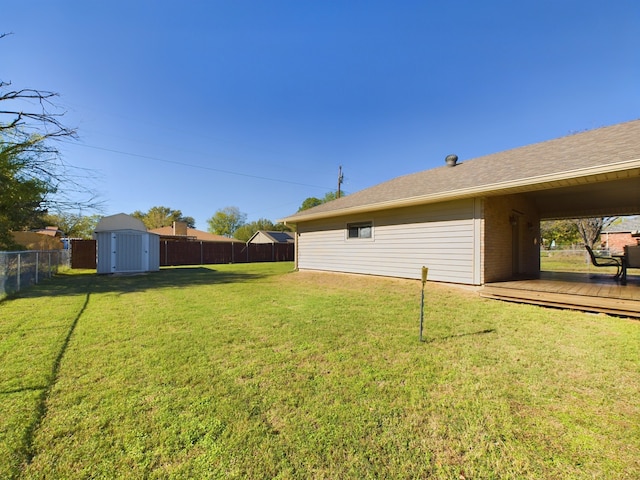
[347,222,372,239]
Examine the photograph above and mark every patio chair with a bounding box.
[584,245,622,278]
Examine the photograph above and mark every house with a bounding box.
[246,230,295,262]
[34,226,64,237]
[247,230,295,244]
[149,222,242,243]
[11,226,64,250]
[600,216,640,253]
[281,119,640,285]
[94,213,160,274]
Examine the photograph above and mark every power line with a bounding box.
[62,141,333,190]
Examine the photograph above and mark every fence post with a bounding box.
[35,251,40,284]
[17,253,21,292]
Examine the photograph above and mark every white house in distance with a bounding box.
[280,119,640,286]
[247,230,295,244]
[94,213,160,274]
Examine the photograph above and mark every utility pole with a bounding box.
[337,165,344,198]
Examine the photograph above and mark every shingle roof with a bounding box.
[602,216,640,233]
[262,231,295,243]
[282,119,640,223]
[248,231,295,243]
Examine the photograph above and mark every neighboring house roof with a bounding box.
[247,230,295,244]
[149,226,241,242]
[282,119,640,223]
[95,213,147,233]
[602,216,640,234]
[34,226,63,237]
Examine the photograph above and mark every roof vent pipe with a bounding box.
[445,154,458,167]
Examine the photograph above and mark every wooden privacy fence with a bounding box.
[71,239,97,269]
[70,239,294,268]
[160,241,294,266]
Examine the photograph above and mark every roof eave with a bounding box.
[281,159,640,224]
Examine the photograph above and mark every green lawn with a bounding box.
[541,249,640,277]
[541,249,592,272]
[1,262,639,479]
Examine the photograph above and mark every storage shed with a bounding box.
[94,213,160,274]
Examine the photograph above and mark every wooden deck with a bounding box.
[481,271,640,318]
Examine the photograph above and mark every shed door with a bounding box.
[115,233,143,272]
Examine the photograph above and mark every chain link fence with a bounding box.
[0,250,70,299]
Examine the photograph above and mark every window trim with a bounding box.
[346,221,374,241]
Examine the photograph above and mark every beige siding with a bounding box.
[250,232,272,244]
[297,199,481,284]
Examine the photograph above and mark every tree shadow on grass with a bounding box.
[10,266,268,300]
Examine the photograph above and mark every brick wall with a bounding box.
[483,194,540,283]
[600,232,640,254]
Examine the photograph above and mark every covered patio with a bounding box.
[481,270,640,318]
[486,123,640,317]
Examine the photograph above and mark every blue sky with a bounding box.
[3,1,638,229]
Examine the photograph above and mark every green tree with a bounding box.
[540,217,618,249]
[41,212,101,239]
[298,197,322,211]
[298,191,343,212]
[232,218,291,242]
[0,140,50,248]
[131,206,195,229]
[207,206,247,237]
[540,220,580,248]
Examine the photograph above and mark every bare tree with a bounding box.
[575,217,618,248]
[1,33,101,248]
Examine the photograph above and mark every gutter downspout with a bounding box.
[294,225,299,270]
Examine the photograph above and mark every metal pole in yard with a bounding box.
[419,266,428,342]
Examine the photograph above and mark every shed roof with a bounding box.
[282,119,640,223]
[95,213,148,233]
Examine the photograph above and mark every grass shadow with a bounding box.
[19,279,93,472]
[10,266,269,299]
[0,385,47,396]
[422,328,496,344]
